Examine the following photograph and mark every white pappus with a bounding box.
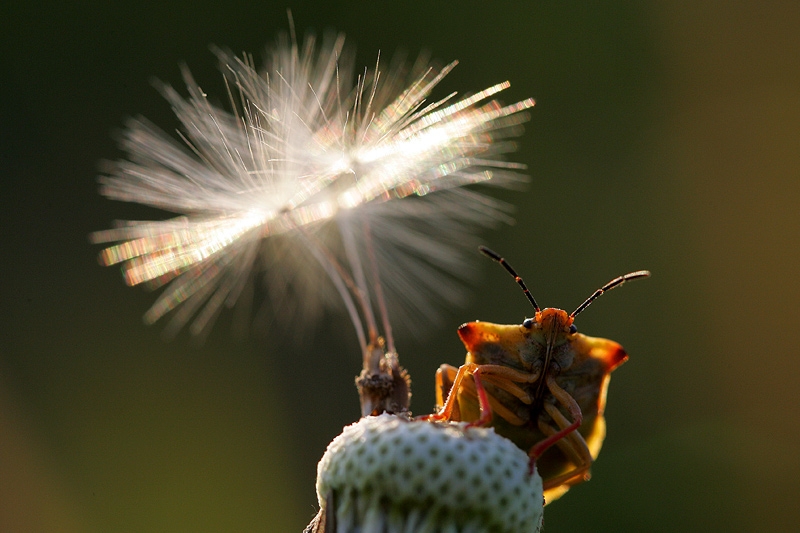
[91,29,535,367]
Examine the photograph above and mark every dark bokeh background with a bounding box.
[3,2,799,531]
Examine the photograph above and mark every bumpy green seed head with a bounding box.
[313,413,543,533]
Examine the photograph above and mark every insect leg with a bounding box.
[469,365,493,426]
[538,402,593,490]
[434,364,461,419]
[418,362,481,422]
[529,374,583,461]
[467,364,540,428]
[432,363,527,424]
[460,376,527,426]
[478,373,534,404]
[422,363,537,427]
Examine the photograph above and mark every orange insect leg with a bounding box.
[529,374,583,471]
[456,375,527,426]
[419,362,482,422]
[467,364,540,428]
[538,402,593,491]
[424,363,538,427]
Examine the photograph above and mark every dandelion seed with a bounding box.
[91,30,535,343]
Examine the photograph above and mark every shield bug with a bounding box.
[428,246,649,503]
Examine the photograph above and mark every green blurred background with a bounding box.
[2,1,799,531]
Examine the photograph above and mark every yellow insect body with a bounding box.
[431,247,648,503]
[436,312,628,502]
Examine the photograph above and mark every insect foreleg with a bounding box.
[433,364,460,418]
[479,373,533,404]
[468,364,541,428]
[420,362,482,422]
[424,363,539,426]
[454,375,526,425]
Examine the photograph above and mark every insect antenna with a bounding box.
[479,246,540,313]
[570,270,651,318]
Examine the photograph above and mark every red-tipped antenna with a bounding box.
[570,270,651,318]
[479,246,540,313]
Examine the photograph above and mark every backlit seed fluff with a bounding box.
[91,32,535,339]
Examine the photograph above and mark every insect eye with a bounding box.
[569,324,578,334]
[522,318,534,329]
